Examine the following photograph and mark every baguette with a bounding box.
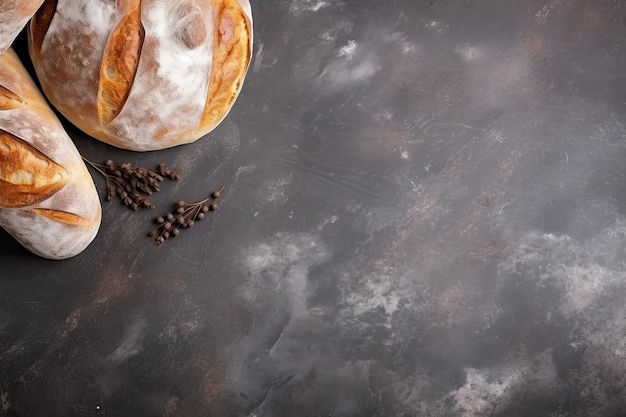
[29,0,253,151]
[0,0,44,53]
[0,48,101,259]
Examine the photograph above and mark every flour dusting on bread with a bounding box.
[29,0,253,151]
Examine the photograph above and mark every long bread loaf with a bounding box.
[0,48,101,259]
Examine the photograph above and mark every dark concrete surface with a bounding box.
[2,0,626,416]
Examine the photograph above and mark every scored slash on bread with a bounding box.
[27,207,93,227]
[0,85,28,110]
[98,0,144,125]
[0,129,71,208]
[0,0,254,258]
[196,0,252,136]
[28,0,56,63]
[28,0,253,151]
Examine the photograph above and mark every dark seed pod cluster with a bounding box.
[149,185,224,246]
[83,157,180,210]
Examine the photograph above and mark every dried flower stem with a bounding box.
[149,185,224,246]
[82,157,180,210]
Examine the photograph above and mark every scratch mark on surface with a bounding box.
[233,165,257,183]
[128,247,147,278]
[253,43,264,73]
[171,250,201,265]
[561,152,569,171]
[227,165,257,196]
[426,122,485,132]
[108,316,146,365]
[535,0,560,24]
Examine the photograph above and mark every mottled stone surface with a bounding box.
[2,1,626,416]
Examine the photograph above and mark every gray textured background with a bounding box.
[2,0,626,416]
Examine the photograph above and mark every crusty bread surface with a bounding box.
[29,0,253,151]
[0,48,101,259]
[0,0,45,53]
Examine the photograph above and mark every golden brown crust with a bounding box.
[195,0,252,136]
[98,0,144,125]
[28,0,253,151]
[28,208,92,227]
[0,48,101,259]
[28,0,57,61]
[0,49,86,166]
[0,129,71,208]
[0,85,27,110]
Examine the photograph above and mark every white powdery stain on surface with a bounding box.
[535,0,560,24]
[337,259,430,330]
[453,367,521,416]
[338,40,358,60]
[318,55,378,90]
[591,303,626,357]
[425,20,446,33]
[248,175,293,217]
[252,42,264,73]
[107,316,147,365]
[245,243,277,274]
[499,230,625,315]
[373,109,394,123]
[455,45,483,61]
[241,233,330,316]
[342,269,401,319]
[294,30,385,95]
[263,175,293,204]
[289,0,331,13]
[497,220,626,356]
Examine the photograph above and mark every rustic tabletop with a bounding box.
[2,1,626,416]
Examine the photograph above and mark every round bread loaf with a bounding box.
[28,0,253,151]
[0,48,101,260]
[0,0,45,53]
